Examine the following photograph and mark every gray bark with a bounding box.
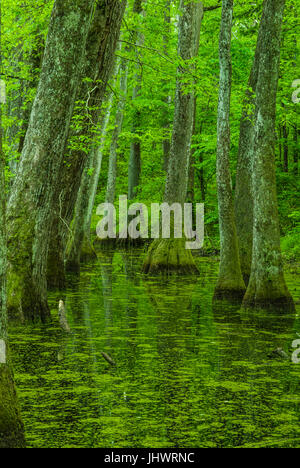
[6,0,96,322]
[234,17,264,284]
[214,0,245,298]
[243,0,294,309]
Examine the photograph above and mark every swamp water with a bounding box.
[9,250,300,448]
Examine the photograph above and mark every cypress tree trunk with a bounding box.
[128,0,144,201]
[186,96,197,203]
[106,57,128,205]
[6,0,96,322]
[234,17,263,285]
[243,0,294,310]
[143,0,203,275]
[0,4,25,443]
[47,0,126,284]
[214,0,245,300]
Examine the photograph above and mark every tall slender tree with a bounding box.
[143,0,203,275]
[234,16,264,284]
[128,0,144,201]
[243,0,294,310]
[106,56,128,205]
[66,96,114,272]
[214,0,245,299]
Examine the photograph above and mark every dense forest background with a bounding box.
[2,0,299,260]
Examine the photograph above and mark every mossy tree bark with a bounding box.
[214,0,245,300]
[234,17,264,285]
[243,0,294,310]
[6,0,96,322]
[0,12,25,442]
[143,0,203,275]
[47,0,126,284]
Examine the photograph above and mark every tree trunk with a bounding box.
[0,6,25,443]
[243,0,294,310]
[143,0,203,275]
[128,0,144,201]
[214,0,245,300]
[186,97,197,203]
[47,0,126,285]
[162,0,171,172]
[278,125,283,168]
[106,57,128,205]
[66,97,114,272]
[234,13,263,285]
[282,122,289,172]
[6,0,96,322]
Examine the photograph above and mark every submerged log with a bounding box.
[101,352,116,366]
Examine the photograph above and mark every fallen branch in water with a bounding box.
[58,300,71,334]
[101,352,116,366]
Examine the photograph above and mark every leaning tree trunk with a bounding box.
[0,6,25,442]
[243,0,294,310]
[6,0,96,322]
[143,0,203,275]
[47,0,126,285]
[214,0,245,300]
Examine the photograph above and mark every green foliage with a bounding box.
[1,0,299,259]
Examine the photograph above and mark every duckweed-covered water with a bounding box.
[9,250,300,448]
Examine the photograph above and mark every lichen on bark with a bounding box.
[242,0,294,311]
